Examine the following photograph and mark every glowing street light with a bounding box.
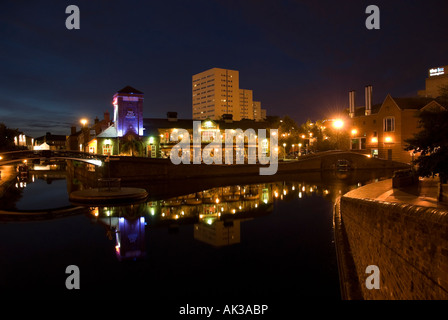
[333,119,344,129]
[283,143,287,160]
[333,119,344,150]
[80,118,88,127]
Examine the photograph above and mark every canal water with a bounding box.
[0,166,394,305]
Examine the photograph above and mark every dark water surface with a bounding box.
[0,168,393,306]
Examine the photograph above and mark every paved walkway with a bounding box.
[347,176,448,209]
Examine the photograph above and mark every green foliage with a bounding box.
[120,133,143,157]
[405,109,448,183]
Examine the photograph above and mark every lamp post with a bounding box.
[298,143,302,156]
[283,143,287,160]
[333,119,344,150]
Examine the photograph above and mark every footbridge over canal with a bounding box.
[1,150,410,182]
[0,150,106,167]
[70,150,411,183]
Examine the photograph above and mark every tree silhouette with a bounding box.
[405,109,448,183]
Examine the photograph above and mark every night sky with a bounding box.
[1,0,448,137]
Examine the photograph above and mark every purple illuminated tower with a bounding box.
[112,86,144,137]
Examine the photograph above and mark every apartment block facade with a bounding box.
[192,68,266,121]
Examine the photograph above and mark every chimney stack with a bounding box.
[365,85,372,116]
[104,111,110,123]
[349,91,355,118]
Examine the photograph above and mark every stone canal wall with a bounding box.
[339,181,448,299]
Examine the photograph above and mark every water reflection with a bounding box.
[84,177,366,261]
[2,161,394,262]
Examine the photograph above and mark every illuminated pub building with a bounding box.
[78,86,272,161]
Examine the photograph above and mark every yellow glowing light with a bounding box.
[385,136,392,143]
[351,129,357,135]
[371,137,378,143]
[215,198,220,204]
[80,118,88,126]
[333,119,344,129]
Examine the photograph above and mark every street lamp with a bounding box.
[80,118,88,127]
[333,119,344,149]
[333,119,344,129]
[283,143,286,160]
[298,143,302,156]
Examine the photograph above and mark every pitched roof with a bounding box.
[352,96,448,117]
[116,86,143,94]
[392,97,438,110]
[96,126,118,138]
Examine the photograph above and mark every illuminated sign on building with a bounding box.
[429,67,445,77]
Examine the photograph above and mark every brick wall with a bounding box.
[340,196,448,299]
